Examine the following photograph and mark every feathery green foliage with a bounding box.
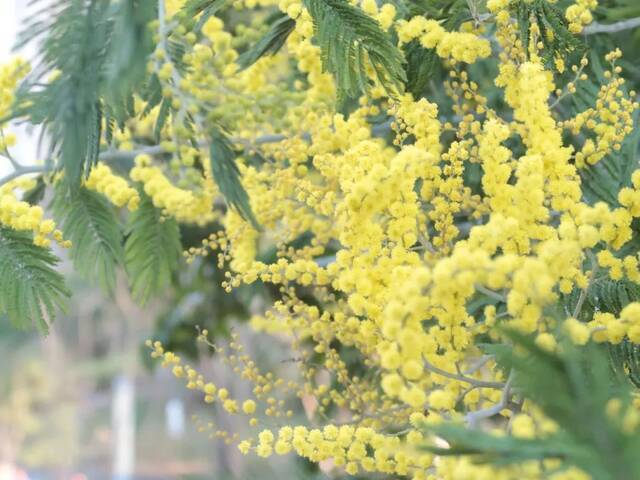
[425,330,640,480]
[581,112,640,206]
[124,194,182,305]
[425,423,578,465]
[303,0,406,100]
[154,97,173,142]
[512,0,583,65]
[14,0,110,185]
[11,0,156,186]
[53,187,124,294]
[564,277,640,387]
[238,13,296,70]
[0,227,70,333]
[577,278,640,389]
[182,0,224,15]
[610,338,640,388]
[403,41,439,97]
[398,0,469,26]
[586,279,640,316]
[105,0,158,99]
[394,0,469,98]
[181,0,227,30]
[209,128,259,228]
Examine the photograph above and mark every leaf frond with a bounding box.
[209,128,260,229]
[0,227,70,332]
[237,13,296,70]
[303,0,406,99]
[124,194,182,304]
[53,187,125,294]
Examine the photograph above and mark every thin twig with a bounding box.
[464,355,494,375]
[475,284,507,302]
[0,132,293,188]
[0,130,22,169]
[0,165,46,187]
[334,405,410,426]
[90,133,288,163]
[424,358,505,389]
[550,55,589,109]
[584,17,640,35]
[466,370,514,426]
[572,249,598,318]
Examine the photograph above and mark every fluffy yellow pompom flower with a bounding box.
[85,163,140,211]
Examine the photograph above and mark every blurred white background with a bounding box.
[1,0,41,178]
[0,2,19,61]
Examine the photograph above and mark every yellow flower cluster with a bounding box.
[360,0,396,31]
[150,340,246,415]
[588,303,640,344]
[129,154,217,224]
[0,179,69,248]
[85,163,140,211]
[148,333,298,430]
[249,423,433,478]
[618,171,640,217]
[565,0,598,33]
[112,2,640,478]
[0,57,29,121]
[563,50,637,167]
[397,17,491,64]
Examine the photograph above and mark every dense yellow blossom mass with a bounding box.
[0,177,69,248]
[3,0,640,477]
[143,0,639,477]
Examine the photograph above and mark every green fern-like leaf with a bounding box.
[12,0,111,185]
[124,194,182,304]
[141,74,164,118]
[425,423,573,465]
[426,332,640,479]
[104,0,157,99]
[567,278,640,388]
[182,0,224,15]
[181,0,226,30]
[53,187,125,294]
[511,0,583,66]
[209,128,259,228]
[11,0,156,187]
[154,97,173,141]
[396,0,469,27]
[403,40,440,97]
[609,338,640,388]
[0,227,70,332]
[237,13,296,70]
[586,279,640,316]
[580,111,640,207]
[303,0,406,99]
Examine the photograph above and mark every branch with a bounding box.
[465,370,514,427]
[475,284,507,302]
[0,130,22,170]
[583,17,640,35]
[0,165,46,187]
[0,133,292,188]
[424,358,505,389]
[335,404,411,426]
[464,355,494,375]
